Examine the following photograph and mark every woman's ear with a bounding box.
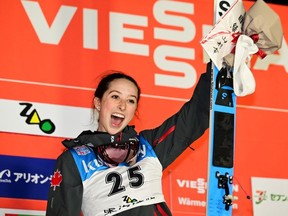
[94,97,101,111]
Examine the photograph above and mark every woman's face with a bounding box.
[95,78,139,134]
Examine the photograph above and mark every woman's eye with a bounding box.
[128,99,136,104]
[111,95,119,99]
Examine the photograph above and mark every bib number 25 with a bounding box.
[106,166,144,196]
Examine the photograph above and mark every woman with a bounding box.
[46,63,211,216]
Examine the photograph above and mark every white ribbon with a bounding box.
[233,35,259,96]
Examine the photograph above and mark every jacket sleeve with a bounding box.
[46,150,83,216]
[139,65,211,169]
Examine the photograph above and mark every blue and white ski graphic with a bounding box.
[206,0,239,215]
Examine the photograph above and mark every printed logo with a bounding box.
[103,195,156,215]
[0,155,55,200]
[0,169,12,183]
[20,102,56,134]
[217,0,231,17]
[122,195,138,203]
[0,167,51,185]
[254,190,267,204]
[50,169,63,191]
[74,146,91,155]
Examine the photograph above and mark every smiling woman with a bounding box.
[45,66,211,216]
[93,73,140,135]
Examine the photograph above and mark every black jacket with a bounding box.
[46,68,211,216]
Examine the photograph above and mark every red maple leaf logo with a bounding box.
[50,169,63,191]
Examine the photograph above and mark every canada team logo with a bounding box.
[50,169,63,191]
[19,102,56,134]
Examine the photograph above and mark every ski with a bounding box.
[206,0,240,215]
[201,0,284,215]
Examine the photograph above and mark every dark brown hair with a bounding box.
[94,71,141,103]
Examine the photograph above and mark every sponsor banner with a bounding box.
[0,155,55,200]
[0,99,97,138]
[0,0,287,215]
[0,208,45,216]
[251,177,288,216]
[166,169,241,214]
[0,0,208,102]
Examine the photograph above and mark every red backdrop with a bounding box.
[0,0,287,215]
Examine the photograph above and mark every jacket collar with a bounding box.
[62,125,137,148]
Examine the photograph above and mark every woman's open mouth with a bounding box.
[111,113,125,127]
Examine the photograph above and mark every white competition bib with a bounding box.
[70,137,165,216]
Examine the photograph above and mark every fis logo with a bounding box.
[19,102,56,134]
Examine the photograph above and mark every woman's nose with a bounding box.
[118,100,126,110]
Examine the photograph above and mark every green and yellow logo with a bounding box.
[20,102,56,134]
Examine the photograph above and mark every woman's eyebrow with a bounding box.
[108,90,137,99]
[108,90,121,94]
